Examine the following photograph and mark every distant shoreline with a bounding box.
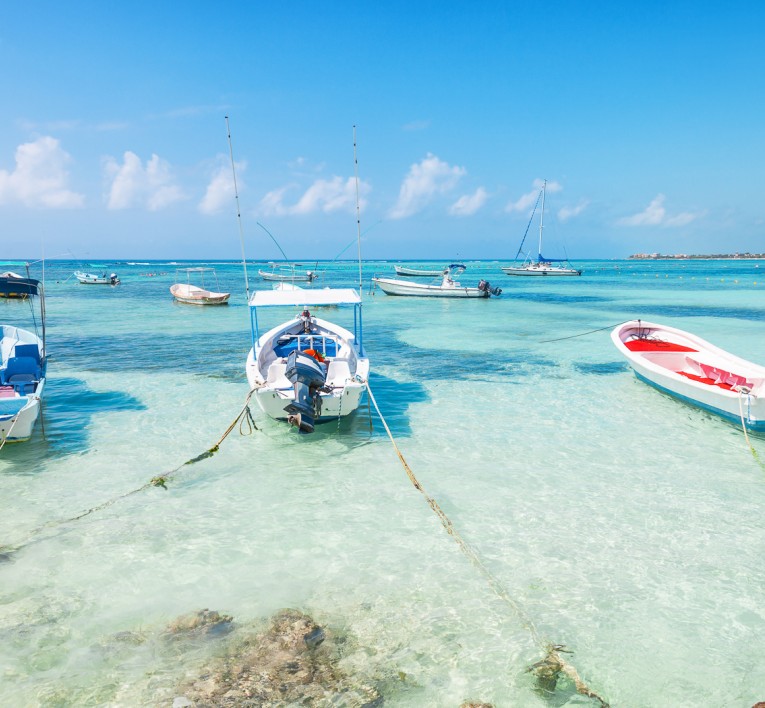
[629,253,765,260]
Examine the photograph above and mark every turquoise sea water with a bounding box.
[1,258,764,706]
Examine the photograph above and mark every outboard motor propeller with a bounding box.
[284,349,327,433]
[477,280,502,297]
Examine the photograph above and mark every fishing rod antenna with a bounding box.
[225,115,250,302]
[353,125,363,297]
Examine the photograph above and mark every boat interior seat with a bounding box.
[1,356,40,394]
[13,343,41,363]
[266,362,292,389]
[326,359,352,386]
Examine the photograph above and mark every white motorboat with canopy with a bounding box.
[74,270,120,285]
[501,180,582,276]
[0,273,47,443]
[170,267,230,305]
[612,319,765,431]
[258,263,319,283]
[393,264,446,277]
[372,264,502,298]
[246,288,368,433]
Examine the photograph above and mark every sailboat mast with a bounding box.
[225,115,251,302]
[538,179,546,258]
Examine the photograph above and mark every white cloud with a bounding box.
[104,151,186,210]
[506,178,562,213]
[389,153,466,219]
[402,120,431,132]
[0,136,84,208]
[198,162,242,215]
[449,187,488,216]
[558,199,589,221]
[259,177,369,216]
[617,194,703,228]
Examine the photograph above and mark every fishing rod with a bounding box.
[353,125,363,296]
[255,222,293,264]
[225,115,250,302]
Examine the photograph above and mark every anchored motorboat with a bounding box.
[246,289,369,433]
[373,264,502,298]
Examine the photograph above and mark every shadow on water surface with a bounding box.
[0,376,146,472]
[51,331,248,382]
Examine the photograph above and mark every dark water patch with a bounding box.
[0,377,146,470]
[573,361,629,376]
[510,291,607,305]
[50,331,250,382]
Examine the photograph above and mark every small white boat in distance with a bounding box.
[258,263,319,283]
[502,179,581,277]
[0,275,47,443]
[612,319,765,431]
[74,270,120,285]
[170,267,230,305]
[373,264,502,298]
[246,288,369,434]
[394,264,447,277]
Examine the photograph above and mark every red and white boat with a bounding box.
[612,320,765,431]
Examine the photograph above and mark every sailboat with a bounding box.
[501,180,582,276]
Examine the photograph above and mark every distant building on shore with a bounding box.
[629,252,765,260]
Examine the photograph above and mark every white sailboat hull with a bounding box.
[501,265,582,276]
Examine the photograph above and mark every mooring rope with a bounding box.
[539,321,630,344]
[363,382,609,706]
[0,387,260,560]
[738,389,765,473]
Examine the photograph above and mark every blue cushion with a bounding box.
[14,343,40,363]
[2,356,40,385]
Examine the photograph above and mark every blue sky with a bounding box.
[1,1,763,260]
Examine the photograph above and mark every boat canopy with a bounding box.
[0,276,40,296]
[249,288,361,308]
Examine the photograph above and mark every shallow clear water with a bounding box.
[1,258,764,706]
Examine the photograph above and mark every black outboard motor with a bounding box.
[477,280,502,297]
[284,349,327,433]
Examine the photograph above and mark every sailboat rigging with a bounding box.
[502,180,582,277]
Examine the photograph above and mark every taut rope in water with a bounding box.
[0,388,260,560]
[539,321,629,344]
[738,389,765,473]
[363,382,609,706]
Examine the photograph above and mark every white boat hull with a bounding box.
[393,265,444,277]
[246,312,369,429]
[259,270,317,282]
[0,384,44,442]
[372,277,491,298]
[612,320,765,431]
[0,325,46,442]
[501,265,581,276]
[74,271,120,285]
[170,283,230,305]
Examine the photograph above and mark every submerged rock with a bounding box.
[165,608,234,639]
[178,608,382,706]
